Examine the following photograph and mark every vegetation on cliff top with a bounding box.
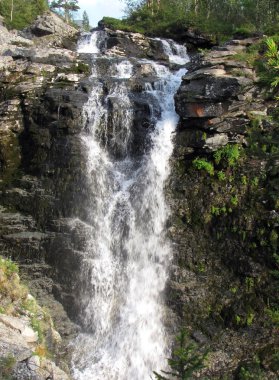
[0,0,49,29]
[103,0,279,39]
[0,0,81,30]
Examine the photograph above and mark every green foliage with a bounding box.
[241,175,248,185]
[214,144,241,167]
[234,42,261,67]
[266,308,279,327]
[251,177,259,187]
[153,329,207,380]
[217,171,226,181]
[0,355,16,380]
[230,195,238,206]
[50,0,79,23]
[0,257,18,276]
[82,10,90,31]
[122,0,279,39]
[0,0,48,29]
[246,313,255,326]
[0,257,51,355]
[101,17,137,33]
[193,158,214,176]
[259,37,279,89]
[238,357,265,379]
[211,205,227,216]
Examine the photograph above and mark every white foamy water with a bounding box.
[72,30,187,380]
[111,60,133,79]
[160,39,190,65]
[78,31,106,54]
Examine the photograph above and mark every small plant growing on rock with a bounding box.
[153,329,207,380]
[263,38,279,89]
[214,144,241,167]
[0,354,16,379]
[193,158,214,176]
[217,171,226,181]
[230,195,239,206]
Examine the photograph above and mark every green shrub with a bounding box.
[193,158,214,176]
[230,195,239,206]
[263,38,279,88]
[266,308,279,327]
[214,144,241,167]
[211,206,227,216]
[0,355,16,380]
[153,329,207,380]
[217,171,226,181]
[0,257,18,276]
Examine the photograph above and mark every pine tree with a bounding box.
[153,329,207,380]
[50,0,79,23]
[82,10,90,31]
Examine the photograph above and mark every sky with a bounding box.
[76,0,126,27]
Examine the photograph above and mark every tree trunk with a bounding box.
[10,0,14,21]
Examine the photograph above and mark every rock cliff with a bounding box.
[170,38,278,378]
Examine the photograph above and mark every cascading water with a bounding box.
[71,31,188,380]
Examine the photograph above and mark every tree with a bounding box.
[50,0,79,23]
[153,329,207,380]
[82,10,90,31]
[0,0,49,29]
[122,0,279,37]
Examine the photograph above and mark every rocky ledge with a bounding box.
[0,256,70,379]
[175,38,264,153]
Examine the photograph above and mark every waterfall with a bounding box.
[71,31,187,380]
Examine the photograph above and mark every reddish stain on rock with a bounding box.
[191,104,205,117]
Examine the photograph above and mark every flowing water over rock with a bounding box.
[71,31,188,380]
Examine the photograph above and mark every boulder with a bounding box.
[0,315,38,344]
[30,11,77,38]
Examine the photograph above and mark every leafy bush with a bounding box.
[211,205,227,216]
[261,38,279,89]
[193,158,214,176]
[0,257,18,276]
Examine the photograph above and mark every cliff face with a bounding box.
[170,39,279,378]
[0,12,278,380]
[0,12,90,378]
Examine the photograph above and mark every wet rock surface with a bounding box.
[0,12,85,378]
[170,38,279,378]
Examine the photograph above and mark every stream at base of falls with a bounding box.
[71,30,189,380]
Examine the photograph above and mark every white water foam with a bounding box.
[72,31,187,380]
